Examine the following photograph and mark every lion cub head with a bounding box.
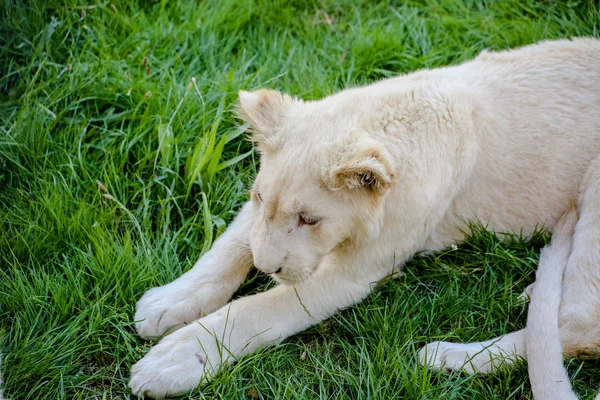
[238,89,395,285]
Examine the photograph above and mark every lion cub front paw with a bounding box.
[134,280,230,339]
[130,324,215,398]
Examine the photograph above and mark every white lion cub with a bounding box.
[129,38,600,398]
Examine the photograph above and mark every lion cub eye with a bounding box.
[298,213,321,226]
[256,192,263,202]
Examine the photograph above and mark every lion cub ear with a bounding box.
[326,144,395,194]
[238,89,295,149]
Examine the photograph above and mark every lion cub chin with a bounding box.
[129,38,600,399]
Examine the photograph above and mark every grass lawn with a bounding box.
[1,0,600,398]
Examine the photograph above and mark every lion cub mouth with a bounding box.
[272,266,318,285]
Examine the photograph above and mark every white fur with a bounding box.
[419,331,526,375]
[134,202,254,338]
[129,38,600,398]
[526,208,578,400]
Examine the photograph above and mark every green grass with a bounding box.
[1,0,599,398]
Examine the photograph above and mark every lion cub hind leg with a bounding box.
[419,329,526,374]
[550,157,600,400]
[518,283,534,303]
[560,156,600,359]
[417,210,576,378]
[526,207,578,400]
[419,207,576,380]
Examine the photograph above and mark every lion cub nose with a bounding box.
[254,262,283,275]
[252,246,286,274]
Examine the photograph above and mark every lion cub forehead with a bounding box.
[256,163,321,197]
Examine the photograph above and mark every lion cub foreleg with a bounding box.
[129,258,388,398]
[134,202,254,339]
